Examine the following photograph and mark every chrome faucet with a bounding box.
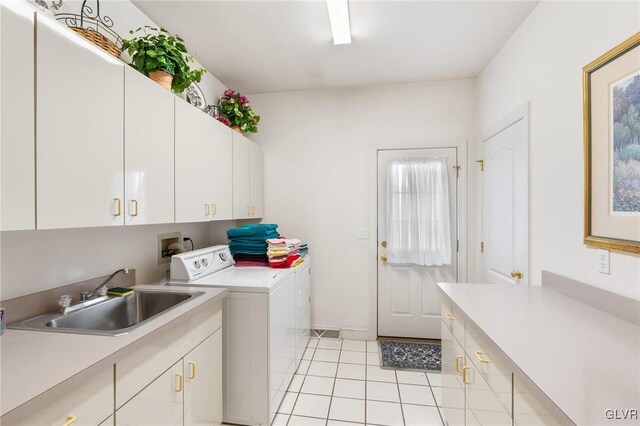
[83,268,129,301]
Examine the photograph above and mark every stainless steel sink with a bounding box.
[9,289,204,336]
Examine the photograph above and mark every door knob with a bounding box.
[380,255,388,263]
[380,240,387,248]
[511,270,523,279]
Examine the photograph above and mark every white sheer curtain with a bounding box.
[386,157,451,266]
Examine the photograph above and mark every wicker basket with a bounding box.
[70,27,121,59]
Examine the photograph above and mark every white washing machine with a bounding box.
[170,245,297,426]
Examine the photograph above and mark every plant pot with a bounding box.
[149,70,173,91]
[231,126,243,134]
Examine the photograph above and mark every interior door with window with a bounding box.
[481,114,528,285]
[377,148,458,339]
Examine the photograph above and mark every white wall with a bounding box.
[251,80,475,334]
[476,1,640,300]
[0,221,234,300]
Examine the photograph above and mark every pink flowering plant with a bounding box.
[219,89,260,133]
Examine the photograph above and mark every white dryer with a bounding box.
[170,245,296,426]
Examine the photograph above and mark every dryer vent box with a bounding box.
[158,232,183,265]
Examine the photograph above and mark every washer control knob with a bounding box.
[193,260,201,269]
[219,252,228,262]
[201,258,209,267]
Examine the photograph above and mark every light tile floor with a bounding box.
[274,337,445,426]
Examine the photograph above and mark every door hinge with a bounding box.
[453,165,461,178]
[480,241,484,253]
[476,160,484,171]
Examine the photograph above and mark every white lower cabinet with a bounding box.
[441,298,562,426]
[14,367,113,426]
[116,359,185,426]
[441,322,467,426]
[184,330,223,425]
[115,302,223,426]
[513,376,560,426]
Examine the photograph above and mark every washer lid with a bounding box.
[187,266,295,293]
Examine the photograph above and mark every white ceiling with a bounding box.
[133,0,539,95]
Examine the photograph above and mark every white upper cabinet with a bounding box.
[232,133,251,219]
[36,17,124,230]
[1,1,35,231]
[175,99,232,223]
[233,133,263,219]
[250,141,264,218]
[124,66,175,225]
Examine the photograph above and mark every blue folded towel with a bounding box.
[227,224,279,239]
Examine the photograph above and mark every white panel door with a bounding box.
[124,66,174,225]
[250,141,264,218]
[0,0,35,231]
[116,359,184,426]
[481,116,528,285]
[175,99,216,223]
[209,120,233,221]
[377,148,458,339]
[232,133,251,219]
[36,17,124,229]
[184,330,223,425]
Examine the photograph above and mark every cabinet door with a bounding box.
[249,141,264,218]
[464,362,512,426]
[36,17,124,229]
[175,99,216,223]
[232,133,251,219]
[441,320,466,426]
[116,302,222,409]
[184,330,223,426]
[116,359,184,426]
[209,120,233,221]
[513,376,560,426]
[124,66,174,225]
[1,0,35,231]
[15,367,113,426]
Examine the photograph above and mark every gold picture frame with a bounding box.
[583,32,640,254]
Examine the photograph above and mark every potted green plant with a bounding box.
[121,26,205,93]
[219,89,261,133]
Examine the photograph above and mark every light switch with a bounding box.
[356,227,369,239]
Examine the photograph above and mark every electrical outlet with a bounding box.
[597,249,610,274]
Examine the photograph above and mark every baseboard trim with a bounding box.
[339,328,369,341]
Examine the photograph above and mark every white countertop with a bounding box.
[0,285,227,416]
[437,283,640,426]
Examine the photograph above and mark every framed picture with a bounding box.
[583,32,640,254]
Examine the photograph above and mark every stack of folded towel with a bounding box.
[267,238,302,268]
[227,224,280,267]
[299,243,309,258]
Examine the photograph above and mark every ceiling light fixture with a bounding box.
[326,0,351,45]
